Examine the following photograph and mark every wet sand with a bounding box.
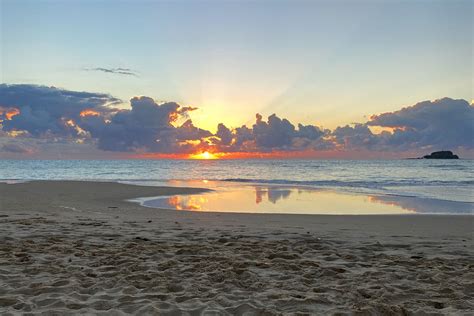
[0,181,473,315]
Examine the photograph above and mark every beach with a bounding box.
[0,181,473,315]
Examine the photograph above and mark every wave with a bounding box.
[3,176,472,189]
[429,164,466,168]
[221,178,474,188]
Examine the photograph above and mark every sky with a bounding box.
[0,0,473,159]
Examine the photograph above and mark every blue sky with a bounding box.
[2,0,472,132]
[0,1,473,159]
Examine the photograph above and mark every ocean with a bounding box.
[1,159,473,214]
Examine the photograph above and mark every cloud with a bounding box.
[1,142,36,154]
[0,84,121,138]
[1,84,472,157]
[366,98,474,151]
[228,125,254,150]
[253,113,296,148]
[90,96,211,153]
[215,123,233,146]
[84,67,138,77]
[332,123,381,150]
[212,114,329,152]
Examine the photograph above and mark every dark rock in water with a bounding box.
[423,151,459,159]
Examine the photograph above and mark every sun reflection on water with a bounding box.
[138,180,473,215]
[145,185,428,215]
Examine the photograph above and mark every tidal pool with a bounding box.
[131,181,473,215]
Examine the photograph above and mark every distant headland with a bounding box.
[422,151,459,159]
[406,151,460,160]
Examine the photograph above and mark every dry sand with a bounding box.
[0,181,473,315]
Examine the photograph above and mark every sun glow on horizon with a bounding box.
[189,151,218,160]
[133,149,352,160]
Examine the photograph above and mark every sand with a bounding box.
[0,181,473,315]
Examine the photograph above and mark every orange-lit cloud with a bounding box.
[0,107,20,120]
[1,84,473,158]
[80,109,101,117]
[368,126,406,135]
[6,130,28,138]
[62,118,89,137]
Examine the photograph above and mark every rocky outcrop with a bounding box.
[423,151,459,159]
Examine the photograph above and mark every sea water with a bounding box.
[1,159,473,214]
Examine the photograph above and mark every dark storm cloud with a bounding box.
[175,120,212,141]
[213,98,474,153]
[296,123,326,140]
[84,67,138,77]
[215,123,233,146]
[253,114,296,149]
[366,98,474,150]
[0,83,472,156]
[332,123,381,150]
[211,114,329,152]
[0,84,120,137]
[232,125,254,149]
[251,114,329,150]
[91,96,211,153]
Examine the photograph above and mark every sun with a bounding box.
[189,151,218,160]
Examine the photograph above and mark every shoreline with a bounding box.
[0,180,473,314]
[3,179,473,215]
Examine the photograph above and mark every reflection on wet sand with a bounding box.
[255,187,292,204]
[369,195,473,214]
[139,184,474,215]
[167,196,205,210]
[165,186,298,212]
